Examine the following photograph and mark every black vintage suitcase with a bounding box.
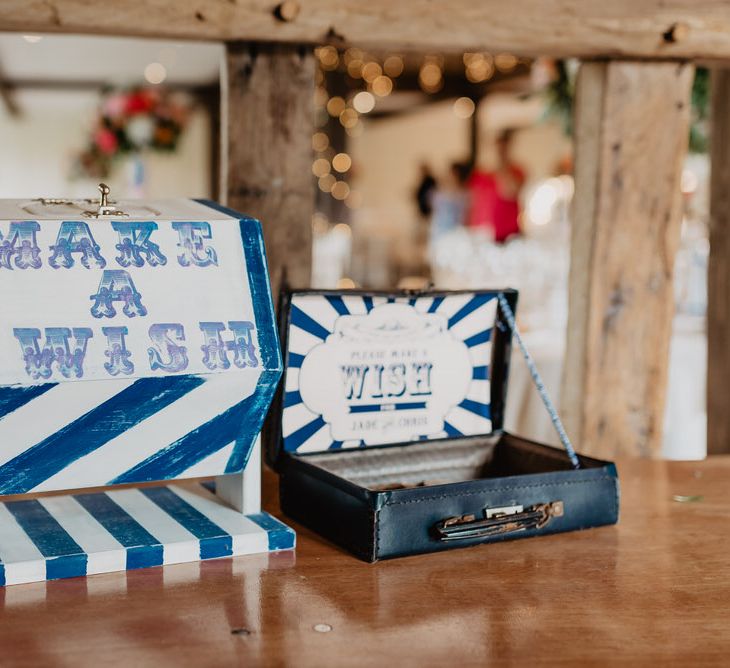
[265,288,619,561]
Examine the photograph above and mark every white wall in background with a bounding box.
[348,99,469,283]
[0,89,211,200]
[476,92,572,177]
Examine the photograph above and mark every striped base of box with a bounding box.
[0,482,295,587]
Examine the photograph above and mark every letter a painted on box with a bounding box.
[90,270,148,319]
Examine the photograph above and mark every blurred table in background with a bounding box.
[0,461,728,666]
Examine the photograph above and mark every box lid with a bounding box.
[266,289,517,466]
[0,196,282,493]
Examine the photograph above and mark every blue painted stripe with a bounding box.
[239,218,282,372]
[0,375,205,495]
[443,421,463,437]
[284,415,327,451]
[459,398,491,420]
[195,201,283,375]
[326,295,350,316]
[448,294,493,328]
[349,401,427,413]
[328,440,343,450]
[5,499,87,580]
[288,352,305,368]
[464,328,492,348]
[225,370,280,474]
[0,384,57,420]
[363,296,374,312]
[387,297,396,303]
[472,366,489,380]
[248,512,296,551]
[74,493,163,570]
[284,390,303,408]
[0,562,4,587]
[428,296,445,313]
[112,376,274,483]
[290,304,331,341]
[141,487,232,560]
[408,298,418,307]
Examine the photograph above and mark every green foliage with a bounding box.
[544,62,710,154]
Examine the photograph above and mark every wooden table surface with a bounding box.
[1,457,729,667]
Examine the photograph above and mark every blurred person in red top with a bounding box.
[468,129,525,243]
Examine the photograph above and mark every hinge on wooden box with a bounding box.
[434,501,564,542]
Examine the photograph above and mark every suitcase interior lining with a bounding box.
[305,433,579,490]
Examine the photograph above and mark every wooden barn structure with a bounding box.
[3,1,729,459]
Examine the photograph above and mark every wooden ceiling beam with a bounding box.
[1,1,730,60]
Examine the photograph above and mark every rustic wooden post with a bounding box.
[707,68,730,455]
[561,60,694,459]
[221,43,315,297]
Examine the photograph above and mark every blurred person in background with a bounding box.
[430,161,470,251]
[415,162,437,219]
[469,128,525,243]
[412,162,438,278]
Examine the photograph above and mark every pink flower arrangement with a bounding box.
[74,87,190,179]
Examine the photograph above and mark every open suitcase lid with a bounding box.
[266,288,518,468]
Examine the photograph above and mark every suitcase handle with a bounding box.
[434,501,564,542]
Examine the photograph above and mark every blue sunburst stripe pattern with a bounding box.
[326,295,351,316]
[282,292,499,454]
[0,376,205,495]
[443,421,464,437]
[329,440,344,450]
[428,296,445,313]
[0,484,295,586]
[290,304,332,341]
[284,390,303,408]
[0,384,57,420]
[464,329,492,347]
[287,352,306,368]
[448,294,494,328]
[472,366,489,380]
[285,416,328,451]
[458,398,491,420]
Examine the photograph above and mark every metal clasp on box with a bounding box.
[82,183,128,218]
[434,501,564,542]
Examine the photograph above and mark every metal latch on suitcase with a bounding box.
[434,501,564,541]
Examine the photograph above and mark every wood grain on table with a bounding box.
[0,458,728,667]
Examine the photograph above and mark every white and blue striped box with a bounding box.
[0,197,294,586]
